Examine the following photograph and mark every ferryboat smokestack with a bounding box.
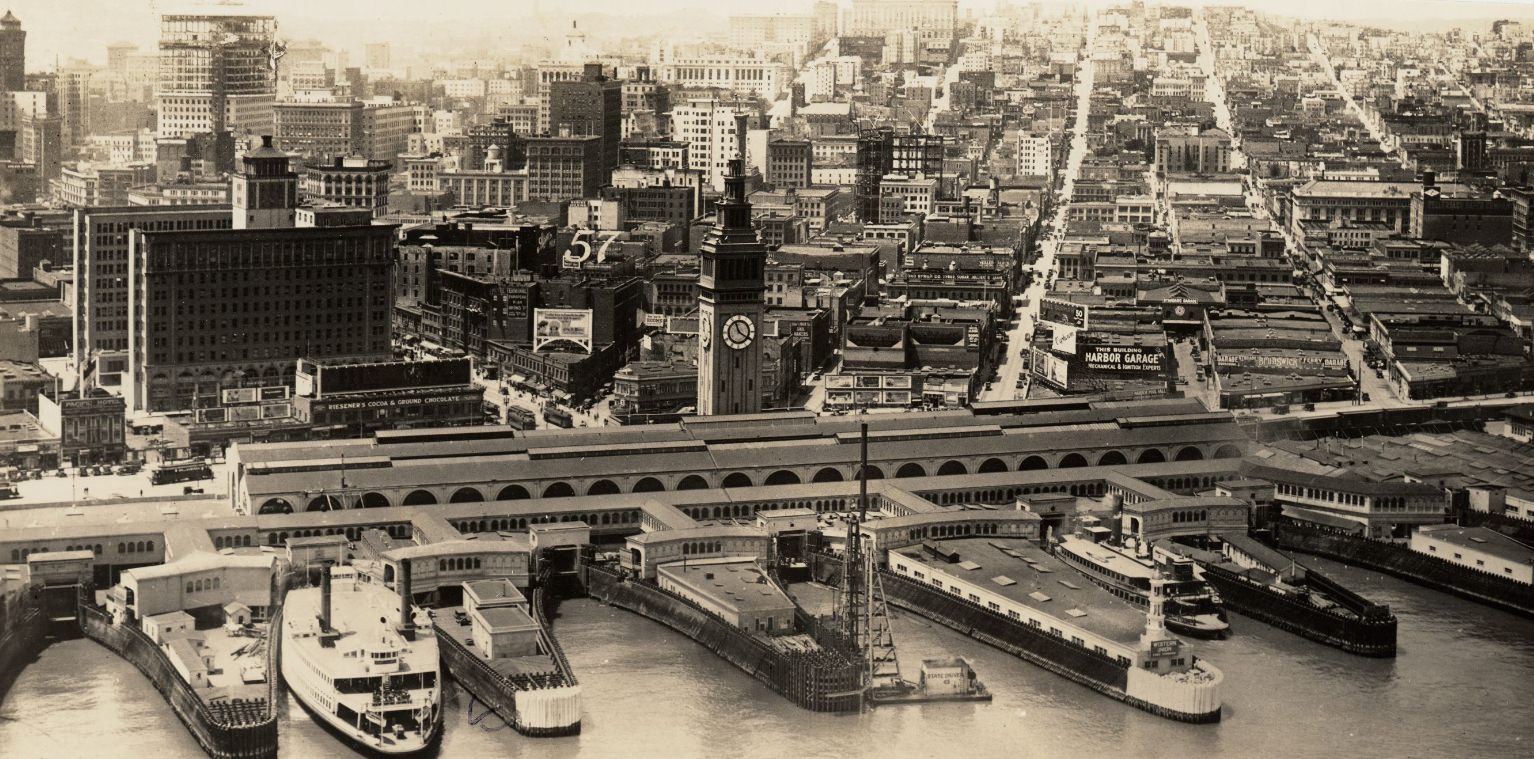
[398,558,416,641]
[1108,493,1124,546]
[320,562,333,632]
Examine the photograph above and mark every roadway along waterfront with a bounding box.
[3,557,1529,758]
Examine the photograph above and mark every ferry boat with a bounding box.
[1054,535,1230,639]
[280,564,440,754]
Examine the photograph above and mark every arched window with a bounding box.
[118,542,126,553]
[187,582,195,594]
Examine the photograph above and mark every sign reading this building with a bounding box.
[1082,344,1164,374]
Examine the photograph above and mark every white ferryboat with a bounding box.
[280,563,440,754]
[1054,535,1230,639]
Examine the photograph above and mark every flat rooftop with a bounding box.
[1415,525,1534,565]
[893,538,1146,645]
[658,559,794,613]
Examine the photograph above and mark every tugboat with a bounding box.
[280,561,440,754]
[1054,519,1230,639]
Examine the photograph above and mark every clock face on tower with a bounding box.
[699,315,712,350]
[723,314,756,350]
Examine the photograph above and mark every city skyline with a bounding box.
[0,1,1532,757]
[5,0,1534,66]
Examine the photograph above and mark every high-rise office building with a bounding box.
[525,134,601,201]
[55,69,91,151]
[548,63,622,182]
[125,221,396,412]
[122,139,394,412]
[155,12,278,139]
[364,42,391,71]
[845,0,958,37]
[696,158,766,416]
[670,97,762,191]
[72,205,234,390]
[0,11,23,93]
[854,127,944,222]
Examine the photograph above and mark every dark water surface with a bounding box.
[3,557,1530,758]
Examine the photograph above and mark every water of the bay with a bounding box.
[2,556,1530,759]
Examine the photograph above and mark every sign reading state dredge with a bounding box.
[1082,344,1164,374]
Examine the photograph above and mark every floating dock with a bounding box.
[1158,535,1397,657]
[583,563,865,713]
[1273,522,1534,620]
[435,568,582,737]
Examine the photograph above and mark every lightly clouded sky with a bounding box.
[9,0,1534,66]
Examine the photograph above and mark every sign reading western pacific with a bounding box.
[1082,344,1164,374]
[1039,297,1089,330]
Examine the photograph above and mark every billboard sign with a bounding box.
[1052,324,1078,355]
[223,385,290,405]
[228,405,262,423]
[825,375,854,389]
[221,388,259,405]
[561,228,621,269]
[533,308,594,353]
[505,289,530,320]
[1040,297,1089,330]
[1150,639,1181,657]
[643,313,668,328]
[1215,352,1349,371]
[1082,345,1164,374]
[1030,347,1070,391]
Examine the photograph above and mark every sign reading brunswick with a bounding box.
[534,308,594,353]
[1082,344,1165,374]
[1039,297,1089,330]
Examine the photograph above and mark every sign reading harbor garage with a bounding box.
[1082,344,1164,374]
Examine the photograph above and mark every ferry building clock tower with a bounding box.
[697,157,765,416]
